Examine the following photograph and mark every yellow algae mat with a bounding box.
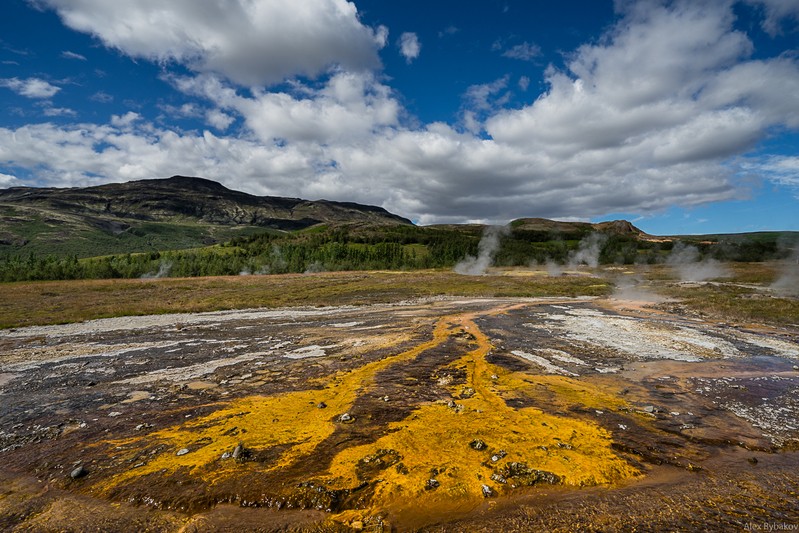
[93,303,637,525]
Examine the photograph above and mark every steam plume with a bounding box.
[667,242,729,281]
[455,225,509,275]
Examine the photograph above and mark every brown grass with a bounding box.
[0,270,610,329]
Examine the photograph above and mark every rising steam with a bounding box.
[772,238,799,296]
[667,242,729,281]
[568,233,607,269]
[141,261,172,279]
[455,225,510,276]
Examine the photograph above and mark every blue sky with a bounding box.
[1,0,798,234]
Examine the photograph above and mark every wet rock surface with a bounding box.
[0,297,797,530]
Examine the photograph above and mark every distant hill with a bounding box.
[510,217,649,237]
[0,176,411,257]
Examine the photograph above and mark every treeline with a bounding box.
[0,224,793,282]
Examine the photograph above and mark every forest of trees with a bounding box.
[0,223,792,282]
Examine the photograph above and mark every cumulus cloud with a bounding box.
[0,77,60,98]
[36,0,386,86]
[745,0,799,35]
[501,41,542,61]
[173,70,400,144]
[110,111,141,128]
[0,172,19,186]
[399,32,421,63]
[3,0,799,226]
[206,109,235,131]
[460,76,511,133]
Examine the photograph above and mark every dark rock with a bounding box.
[425,478,440,490]
[232,443,244,460]
[481,484,495,498]
[490,473,507,484]
[498,462,561,486]
[70,465,87,479]
[317,402,327,409]
[491,450,507,462]
[469,439,487,450]
[748,457,758,465]
[338,413,354,423]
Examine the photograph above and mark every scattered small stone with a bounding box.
[491,450,507,462]
[481,484,495,498]
[618,424,627,430]
[557,442,573,450]
[317,402,327,409]
[460,387,476,399]
[469,439,487,450]
[748,457,758,465]
[595,410,604,415]
[221,452,231,459]
[339,413,354,423]
[382,396,390,402]
[425,478,440,490]
[686,462,702,472]
[793,365,799,371]
[232,443,244,460]
[490,374,499,380]
[70,465,87,479]
[132,462,145,469]
[490,473,507,484]
[176,448,190,456]
[108,412,122,417]
[643,405,655,414]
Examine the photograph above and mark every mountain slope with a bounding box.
[0,176,411,257]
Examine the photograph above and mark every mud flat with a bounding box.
[1,296,798,531]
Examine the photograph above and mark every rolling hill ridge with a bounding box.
[0,176,411,257]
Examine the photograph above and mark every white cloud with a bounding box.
[90,91,113,103]
[460,76,511,133]
[0,77,60,98]
[36,0,386,86]
[745,0,799,35]
[399,32,421,63]
[753,155,799,188]
[0,172,19,186]
[176,71,400,144]
[518,76,530,91]
[110,111,141,128]
[2,1,799,225]
[464,77,510,112]
[42,106,77,117]
[501,42,542,61]
[61,50,86,61]
[206,109,234,131]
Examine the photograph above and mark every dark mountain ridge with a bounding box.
[0,175,411,229]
